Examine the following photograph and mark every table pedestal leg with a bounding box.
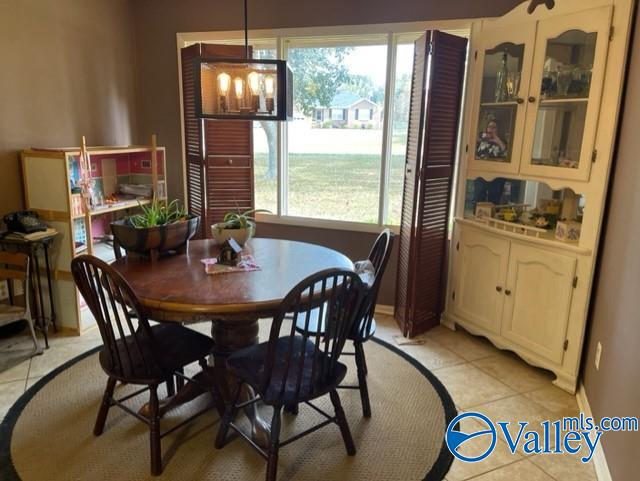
[139,318,271,448]
[211,318,271,448]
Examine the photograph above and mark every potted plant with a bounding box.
[211,209,269,246]
[110,198,199,261]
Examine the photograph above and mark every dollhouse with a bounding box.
[21,140,167,333]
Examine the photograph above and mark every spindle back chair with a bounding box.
[216,268,366,481]
[71,254,217,476]
[293,229,394,417]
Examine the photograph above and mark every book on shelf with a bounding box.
[4,228,58,242]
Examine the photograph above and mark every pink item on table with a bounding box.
[201,255,261,275]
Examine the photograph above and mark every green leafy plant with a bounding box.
[128,198,189,229]
[215,208,270,231]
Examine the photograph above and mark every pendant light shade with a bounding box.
[195,58,293,120]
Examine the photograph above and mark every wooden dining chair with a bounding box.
[294,229,394,417]
[111,240,186,396]
[0,251,42,356]
[215,268,366,481]
[71,254,218,476]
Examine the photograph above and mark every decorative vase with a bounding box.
[210,221,255,246]
[110,215,199,262]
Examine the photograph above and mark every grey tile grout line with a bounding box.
[428,334,502,363]
[462,390,527,412]
[462,457,548,481]
[22,358,32,392]
[469,358,553,390]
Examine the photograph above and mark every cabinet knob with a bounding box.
[528,96,537,103]
[496,286,502,292]
[516,97,524,104]
[505,289,512,296]
[228,158,233,165]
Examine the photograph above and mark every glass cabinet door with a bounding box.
[468,23,536,174]
[521,7,612,181]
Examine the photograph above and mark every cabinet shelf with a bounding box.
[456,217,591,255]
[71,198,151,219]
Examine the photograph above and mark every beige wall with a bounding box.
[581,6,640,481]
[0,0,137,217]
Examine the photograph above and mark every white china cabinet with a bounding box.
[444,0,635,393]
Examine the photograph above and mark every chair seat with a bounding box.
[294,308,377,342]
[0,304,26,325]
[227,336,347,405]
[99,323,214,384]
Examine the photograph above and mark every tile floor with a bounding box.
[0,314,595,481]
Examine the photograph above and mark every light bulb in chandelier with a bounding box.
[247,72,261,95]
[247,72,261,111]
[217,73,231,95]
[264,75,275,113]
[264,76,275,98]
[234,77,244,100]
[217,72,231,112]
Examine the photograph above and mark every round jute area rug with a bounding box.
[0,338,456,481]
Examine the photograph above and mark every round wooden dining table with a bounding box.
[111,237,354,445]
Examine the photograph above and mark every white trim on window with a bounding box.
[379,32,397,225]
[256,213,400,235]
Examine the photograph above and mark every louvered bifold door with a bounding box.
[201,44,254,228]
[181,43,254,238]
[395,33,429,337]
[181,44,206,238]
[395,31,468,337]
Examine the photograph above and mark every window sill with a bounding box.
[255,213,400,235]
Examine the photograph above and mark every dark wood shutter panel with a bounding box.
[181,43,254,237]
[395,34,428,336]
[181,44,206,238]
[205,121,252,155]
[395,31,468,337]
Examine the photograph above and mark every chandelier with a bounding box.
[194,0,292,121]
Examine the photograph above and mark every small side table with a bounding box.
[0,233,58,348]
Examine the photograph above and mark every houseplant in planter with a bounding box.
[211,209,269,246]
[111,198,199,261]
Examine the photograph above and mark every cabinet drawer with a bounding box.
[207,156,251,168]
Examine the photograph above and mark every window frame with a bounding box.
[331,108,345,121]
[177,21,471,233]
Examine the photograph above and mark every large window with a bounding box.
[286,43,387,223]
[183,27,468,228]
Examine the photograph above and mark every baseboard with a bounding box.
[374,304,394,316]
[576,383,612,481]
